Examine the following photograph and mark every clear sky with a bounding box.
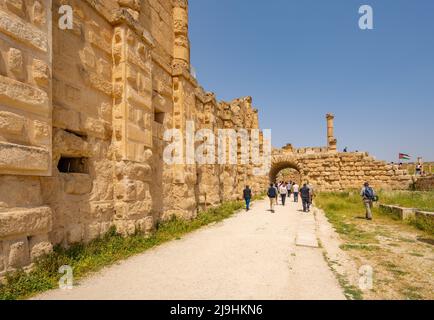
[189,0,434,162]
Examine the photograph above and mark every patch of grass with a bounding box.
[0,201,244,300]
[410,252,424,257]
[340,244,380,251]
[315,192,378,244]
[378,191,434,212]
[338,275,364,300]
[321,252,363,300]
[409,215,434,235]
[316,191,434,300]
[401,286,424,300]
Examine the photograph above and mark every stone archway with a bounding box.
[269,154,303,183]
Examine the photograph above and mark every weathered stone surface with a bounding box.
[7,47,23,75]
[62,173,93,195]
[0,75,49,115]
[0,9,48,52]
[32,59,50,86]
[53,130,91,158]
[0,142,50,173]
[0,111,25,134]
[379,204,416,220]
[0,206,52,238]
[67,225,83,244]
[29,235,53,261]
[7,238,30,268]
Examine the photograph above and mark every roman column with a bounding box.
[173,0,190,70]
[326,113,337,151]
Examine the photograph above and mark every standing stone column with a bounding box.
[326,113,337,152]
[173,0,190,70]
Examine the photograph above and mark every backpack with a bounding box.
[364,187,375,200]
[268,187,277,198]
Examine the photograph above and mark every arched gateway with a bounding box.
[270,115,413,191]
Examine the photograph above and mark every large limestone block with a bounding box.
[7,238,30,269]
[53,129,91,158]
[66,224,83,244]
[0,206,52,239]
[87,202,115,220]
[29,235,53,261]
[0,75,49,115]
[0,110,25,135]
[62,173,93,195]
[0,142,50,174]
[0,176,43,207]
[135,216,154,234]
[0,9,48,52]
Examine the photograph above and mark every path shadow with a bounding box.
[417,237,434,246]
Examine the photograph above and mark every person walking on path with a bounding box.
[307,182,315,205]
[276,182,282,205]
[267,183,277,213]
[279,183,288,206]
[292,183,299,203]
[300,184,311,212]
[360,182,376,220]
[243,186,252,211]
[287,181,292,199]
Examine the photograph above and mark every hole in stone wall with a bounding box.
[64,129,87,139]
[154,111,165,125]
[58,157,89,174]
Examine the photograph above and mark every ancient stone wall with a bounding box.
[0,0,267,275]
[414,175,434,191]
[271,150,413,191]
[0,0,410,276]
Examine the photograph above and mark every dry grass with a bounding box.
[316,192,434,300]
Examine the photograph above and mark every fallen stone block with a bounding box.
[379,204,416,220]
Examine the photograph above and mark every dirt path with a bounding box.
[33,199,345,300]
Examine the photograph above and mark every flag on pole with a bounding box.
[399,153,411,160]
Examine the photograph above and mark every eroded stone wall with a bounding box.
[271,149,413,191]
[0,0,267,275]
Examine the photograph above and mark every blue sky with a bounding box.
[189,0,434,162]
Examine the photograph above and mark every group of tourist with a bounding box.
[266,181,314,213]
[242,181,377,221]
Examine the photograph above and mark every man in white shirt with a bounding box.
[279,183,288,206]
[292,183,299,203]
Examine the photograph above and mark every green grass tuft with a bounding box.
[379,191,434,212]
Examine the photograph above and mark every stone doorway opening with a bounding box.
[269,162,302,184]
[276,168,302,185]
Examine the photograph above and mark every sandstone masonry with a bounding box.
[0,0,412,275]
[0,0,268,275]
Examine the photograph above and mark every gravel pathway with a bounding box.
[33,199,345,300]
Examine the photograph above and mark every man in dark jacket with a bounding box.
[267,183,277,213]
[300,184,311,212]
[243,186,252,211]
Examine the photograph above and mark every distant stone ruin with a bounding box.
[270,115,413,191]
